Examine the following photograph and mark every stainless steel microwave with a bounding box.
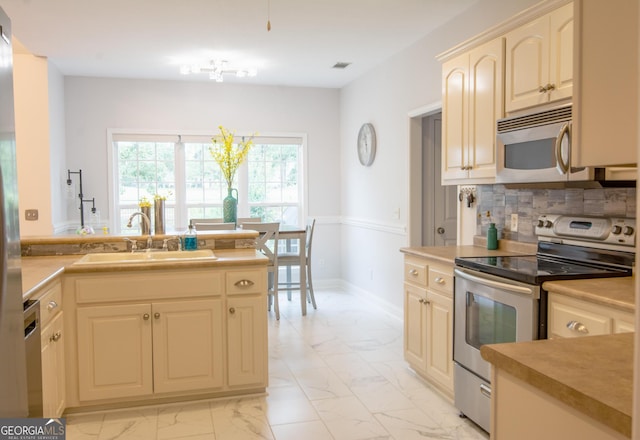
[496,104,593,183]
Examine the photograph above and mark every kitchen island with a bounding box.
[20,233,269,416]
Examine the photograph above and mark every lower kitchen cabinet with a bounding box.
[403,256,454,397]
[36,278,66,418]
[76,299,223,401]
[548,293,635,338]
[64,265,267,409]
[41,310,65,417]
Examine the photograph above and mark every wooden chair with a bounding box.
[192,222,236,231]
[237,217,262,224]
[277,218,317,310]
[241,222,281,320]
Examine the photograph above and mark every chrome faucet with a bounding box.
[126,212,153,249]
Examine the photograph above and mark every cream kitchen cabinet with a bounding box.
[36,279,66,418]
[64,266,267,409]
[504,3,573,113]
[572,0,638,167]
[442,37,503,184]
[548,293,635,339]
[403,256,454,397]
[76,298,224,401]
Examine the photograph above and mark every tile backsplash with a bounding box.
[476,185,636,243]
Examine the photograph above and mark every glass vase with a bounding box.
[223,188,238,225]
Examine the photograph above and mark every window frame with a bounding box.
[107,129,308,234]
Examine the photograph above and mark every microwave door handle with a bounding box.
[555,122,571,175]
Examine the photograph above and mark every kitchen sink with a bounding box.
[75,249,217,265]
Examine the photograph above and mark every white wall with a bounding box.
[339,0,540,316]
[63,77,342,280]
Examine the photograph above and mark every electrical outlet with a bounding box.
[25,209,38,221]
[511,213,518,232]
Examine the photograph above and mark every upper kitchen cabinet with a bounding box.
[441,38,504,184]
[504,3,573,113]
[572,0,638,167]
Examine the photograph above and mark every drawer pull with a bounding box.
[567,320,589,334]
[229,307,236,314]
[50,331,62,342]
[408,269,418,276]
[434,277,445,285]
[47,301,58,311]
[235,279,255,288]
[480,383,492,398]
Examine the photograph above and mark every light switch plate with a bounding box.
[511,213,518,232]
[25,209,38,221]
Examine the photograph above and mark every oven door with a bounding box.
[453,267,540,381]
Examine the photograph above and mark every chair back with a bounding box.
[305,218,316,263]
[242,222,280,265]
[194,222,236,231]
[190,218,223,227]
[237,217,262,224]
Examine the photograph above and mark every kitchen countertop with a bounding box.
[400,239,536,264]
[21,248,267,301]
[543,276,635,313]
[481,332,633,438]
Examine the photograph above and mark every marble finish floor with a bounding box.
[66,288,489,440]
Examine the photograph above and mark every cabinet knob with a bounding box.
[47,301,58,311]
[566,320,589,334]
[418,298,429,305]
[235,279,255,288]
[229,307,236,314]
[154,312,161,319]
[409,269,418,276]
[434,277,445,285]
[546,83,555,91]
[50,331,62,342]
[539,85,547,93]
[143,313,150,320]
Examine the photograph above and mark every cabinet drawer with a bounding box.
[404,259,427,287]
[226,269,266,295]
[39,281,63,327]
[549,301,611,338]
[428,266,453,295]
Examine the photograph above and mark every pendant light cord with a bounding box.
[267,0,271,31]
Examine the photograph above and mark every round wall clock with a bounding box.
[357,123,376,166]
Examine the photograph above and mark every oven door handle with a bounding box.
[454,268,534,296]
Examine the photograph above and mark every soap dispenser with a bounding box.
[184,224,198,251]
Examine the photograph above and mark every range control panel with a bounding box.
[535,215,636,248]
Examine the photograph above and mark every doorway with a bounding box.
[421,112,457,246]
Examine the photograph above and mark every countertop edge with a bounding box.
[481,334,633,438]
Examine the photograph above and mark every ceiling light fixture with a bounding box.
[179,60,257,82]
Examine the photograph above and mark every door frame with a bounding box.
[407,102,442,247]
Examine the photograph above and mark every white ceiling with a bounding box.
[0,0,478,88]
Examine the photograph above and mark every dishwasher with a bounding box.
[24,299,42,417]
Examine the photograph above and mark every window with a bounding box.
[109,131,305,234]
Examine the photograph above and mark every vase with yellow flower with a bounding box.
[210,126,254,224]
[138,197,152,235]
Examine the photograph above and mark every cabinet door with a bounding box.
[41,311,65,418]
[505,15,549,112]
[404,283,428,371]
[152,299,224,394]
[467,38,503,180]
[226,295,267,387]
[548,3,573,103]
[77,304,153,401]
[441,54,469,181]
[425,290,454,393]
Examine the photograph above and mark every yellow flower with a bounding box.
[139,197,152,208]
[210,125,255,189]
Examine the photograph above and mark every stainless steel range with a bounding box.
[452,215,635,433]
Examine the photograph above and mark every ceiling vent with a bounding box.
[332,62,351,69]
